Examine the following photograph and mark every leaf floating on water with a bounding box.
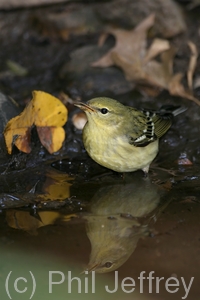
[4,91,68,154]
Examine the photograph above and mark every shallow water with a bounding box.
[0,162,200,300]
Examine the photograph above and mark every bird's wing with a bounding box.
[127,108,173,147]
[152,114,173,138]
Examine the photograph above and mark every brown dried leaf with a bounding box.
[92,14,173,92]
[169,73,200,106]
[194,76,200,89]
[98,33,110,47]
[92,15,200,105]
[187,41,198,91]
[92,14,155,68]
[37,126,65,154]
[111,47,174,90]
[143,60,170,89]
[143,38,170,64]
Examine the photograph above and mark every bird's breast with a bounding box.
[83,123,159,172]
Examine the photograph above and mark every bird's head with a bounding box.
[74,97,126,127]
[85,247,130,273]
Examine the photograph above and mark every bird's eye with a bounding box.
[100,108,108,114]
[104,262,113,268]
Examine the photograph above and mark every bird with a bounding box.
[84,173,160,273]
[74,97,186,175]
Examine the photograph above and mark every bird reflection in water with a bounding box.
[85,174,164,273]
[4,170,170,274]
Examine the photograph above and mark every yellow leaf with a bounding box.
[4,90,68,154]
[32,91,67,127]
[14,127,32,154]
[4,102,34,154]
[6,210,61,235]
[40,169,74,200]
[37,126,65,154]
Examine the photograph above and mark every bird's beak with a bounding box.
[74,102,95,113]
[81,263,99,274]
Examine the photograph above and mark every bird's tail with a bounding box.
[159,105,187,117]
[171,106,187,116]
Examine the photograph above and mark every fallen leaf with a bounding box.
[4,100,34,154]
[92,15,200,105]
[4,91,68,154]
[143,38,170,64]
[92,14,174,91]
[37,127,65,154]
[6,60,28,76]
[169,73,200,106]
[6,210,61,235]
[110,47,173,89]
[41,169,73,201]
[194,76,200,89]
[160,180,172,191]
[32,91,67,127]
[97,33,110,47]
[14,127,32,153]
[180,196,198,203]
[92,14,155,68]
[187,41,198,91]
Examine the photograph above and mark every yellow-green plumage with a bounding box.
[75,97,185,174]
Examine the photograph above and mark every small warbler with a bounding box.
[75,97,186,174]
[85,174,159,273]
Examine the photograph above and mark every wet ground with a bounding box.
[0,1,200,300]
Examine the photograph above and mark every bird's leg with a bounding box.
[121,172,125,180]
[142,165,149,178]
